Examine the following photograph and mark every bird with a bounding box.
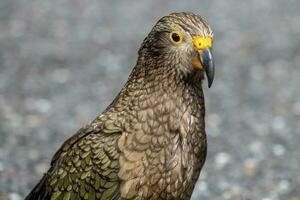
[25,12,215,200]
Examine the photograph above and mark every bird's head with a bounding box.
[138,12,215,87]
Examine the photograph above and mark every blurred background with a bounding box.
[0,0,300,199]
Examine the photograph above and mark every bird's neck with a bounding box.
[108,62,205,116]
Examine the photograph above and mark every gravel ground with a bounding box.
[0,0,300,199]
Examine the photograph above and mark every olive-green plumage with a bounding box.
[26,12,214,200]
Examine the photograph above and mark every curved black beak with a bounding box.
[199,47,215,88]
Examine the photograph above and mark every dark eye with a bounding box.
[169,31,184,44]
[172,33,180,42]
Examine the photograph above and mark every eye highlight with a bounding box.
[169,31,184,45]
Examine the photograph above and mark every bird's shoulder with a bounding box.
[51,111,123,164]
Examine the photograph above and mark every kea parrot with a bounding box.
[26,12,215,200]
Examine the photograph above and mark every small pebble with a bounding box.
[244,158,257,177]
[249,141,263,154]
[34,163,49,174]
[8,193,21,200]
[272,144,286,156]
[278,180,289,192]
[271,116,286,132]
[215,152,231,169]
[52,68,71,84]
[35,99,51,113]
[28,149,40,161]
[197,181,208,192]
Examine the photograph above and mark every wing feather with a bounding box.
[25,121,122,200]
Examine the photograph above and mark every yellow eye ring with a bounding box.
[169,31,184,45]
